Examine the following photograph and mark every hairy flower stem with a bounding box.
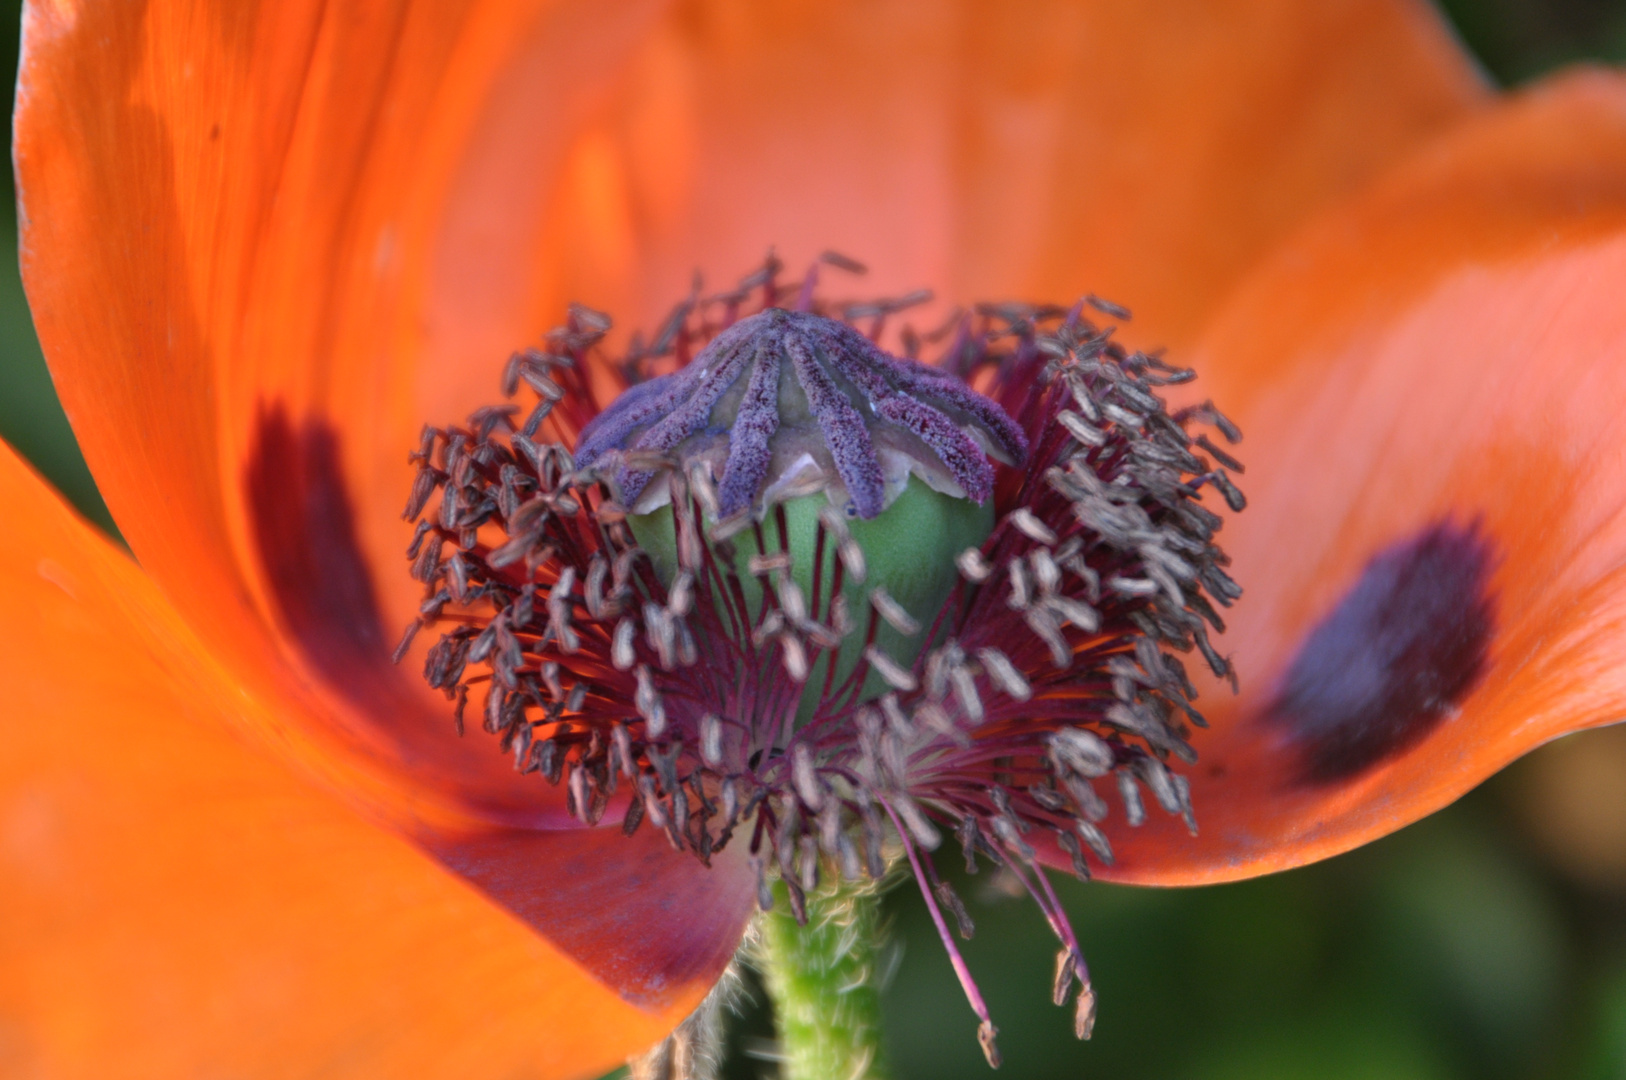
[757,879,891,1080]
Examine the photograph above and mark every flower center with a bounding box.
[396,255,1245,1065]
[578,304,1029,725]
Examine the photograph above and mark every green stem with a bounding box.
[757,878,891,1080]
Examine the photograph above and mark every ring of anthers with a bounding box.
[396,253,1245,1065]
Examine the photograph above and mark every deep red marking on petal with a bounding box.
[244,405,580,823]
[245,404,391,684]
[431,824,758,1009]
[247,406,755,1004]
[1265,520,1497,785]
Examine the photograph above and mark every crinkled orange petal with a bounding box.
[1099,70,1626,884]
[0,440,697,1079]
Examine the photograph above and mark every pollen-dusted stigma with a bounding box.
[397,254,1245,1066]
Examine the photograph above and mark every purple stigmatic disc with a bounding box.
[576,308,1029,519]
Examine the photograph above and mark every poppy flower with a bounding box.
[7,0,1626,1077]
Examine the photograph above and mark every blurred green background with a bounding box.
[4,3,1626,1079]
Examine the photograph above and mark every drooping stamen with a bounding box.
[984,829,1094,1032]
[881,792,1003,1068]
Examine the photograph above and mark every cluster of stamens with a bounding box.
[396,254,1244,1066]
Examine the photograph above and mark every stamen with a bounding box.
[882,793,1002,1068]
[398,257,1244,1063]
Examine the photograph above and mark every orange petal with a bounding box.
[1100,70,1626,884]
[0,440,699,1078]
[418,0,1488,442]
[588,0,1489,346]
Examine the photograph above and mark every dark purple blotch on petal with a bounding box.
[431,823,758,1010]
[245,405,390,693]
[245,404,577,814]
[1265,520,1498,786]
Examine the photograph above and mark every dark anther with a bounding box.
[978,1020,1002,1069]
[934,880,976,940]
